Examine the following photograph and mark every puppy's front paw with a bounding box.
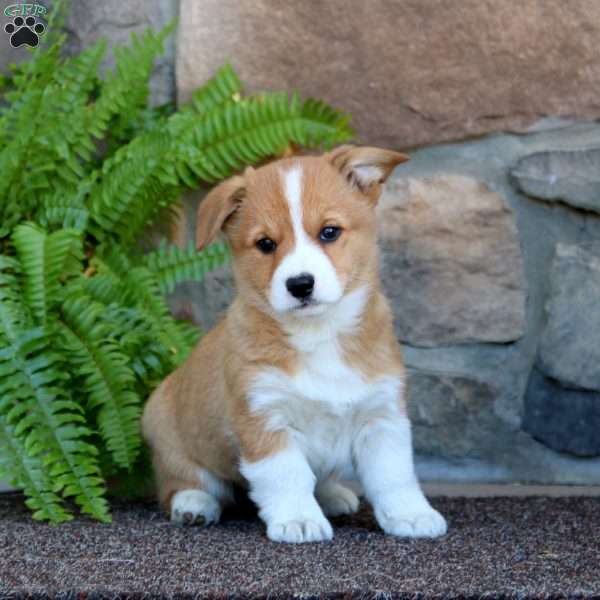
[316,480,360,517]
[267,517,333,543]
[377,505,447,538]
[171,489,221,526]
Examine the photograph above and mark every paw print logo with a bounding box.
[4,16,45,48]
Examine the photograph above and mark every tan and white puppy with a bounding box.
[142,145,447,543]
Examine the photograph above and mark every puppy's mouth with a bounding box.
[292,298,327,316]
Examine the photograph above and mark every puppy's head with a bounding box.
[196,145,408,318]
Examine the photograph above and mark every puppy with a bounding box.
[142,145,447,543]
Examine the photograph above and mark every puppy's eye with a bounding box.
[319,226,341,243]
[256,238,277,254]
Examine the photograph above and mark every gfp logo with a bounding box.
[4,3,47,47]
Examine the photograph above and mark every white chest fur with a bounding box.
[247,288,403,481]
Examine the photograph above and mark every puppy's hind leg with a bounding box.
[155,453,233,527]
[169,473,231,527]
[142,384,233,527]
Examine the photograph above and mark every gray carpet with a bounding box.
[1,492,599,599]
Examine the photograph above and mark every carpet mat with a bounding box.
[1,493,599,599]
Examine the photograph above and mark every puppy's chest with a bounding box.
[248,339,401,476]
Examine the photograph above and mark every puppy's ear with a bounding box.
[327,145,409,204]
[196,175,246,250]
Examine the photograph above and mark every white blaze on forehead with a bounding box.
[284,167,303,232]
[268,166,343,314]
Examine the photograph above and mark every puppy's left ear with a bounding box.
[327,145,409,204]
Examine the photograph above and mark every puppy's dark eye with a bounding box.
[256,238,277,254]
[319,226,341,243]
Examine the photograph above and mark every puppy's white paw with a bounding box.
[267,517,334,543]
[377,505,447,538]
[316,480,360,517]
[171,489,221,526]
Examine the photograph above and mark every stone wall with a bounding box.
[174,1,600,483]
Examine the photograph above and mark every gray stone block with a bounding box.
[523,369,600,457]
[408,370,500,459]
[538,243,600,391]
[511,149,600,214]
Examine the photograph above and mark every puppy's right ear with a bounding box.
[196,175,246,250]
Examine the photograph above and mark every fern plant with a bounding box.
[0,25,353,523]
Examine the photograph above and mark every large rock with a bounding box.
[408,370,499,459]
[377,175,527,347]
[511,149,600,214]
[523,370,600,457]
[178,0,600,147]
[537,243,600,390]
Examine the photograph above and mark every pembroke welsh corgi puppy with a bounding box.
[142,145,447,543]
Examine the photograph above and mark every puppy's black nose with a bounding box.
[286,273,315,300]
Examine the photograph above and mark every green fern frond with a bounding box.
[0,57,56,234]
[99,305,173,382]
[178,92,354,184]
[89,24,176,143]
[145,240,230,294]
[0,412,72,524]
[88,128,178,242]
[188,63,242,115]
[0,42,106,235]
[0,324,110,523]
[12,224,82,324]
[126,267,195,362]
[0,256,28,340]
[0,267,46,523]
[35,175,95,232]
[0,42,62,124]
[59,297,142,471]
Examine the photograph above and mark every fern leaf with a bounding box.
[12,223,82,324]
[58,297,142,471]
[144,240,231,294]
[89,24,175,143]
[0,256,109,522]
[0,42,106,234]
[0,412,72,524]
[99,304,174,383]
[178,92,354,184]
[0,324,110,522]
[126,267,195,362]
[188,63,242,115]
[0,256,28,340]
[88,129,178,243]
[0,262,39,521]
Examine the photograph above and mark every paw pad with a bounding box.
[4,16,45,48]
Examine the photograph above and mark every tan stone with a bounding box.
[378,175,526,346]
[176,0,600,148]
